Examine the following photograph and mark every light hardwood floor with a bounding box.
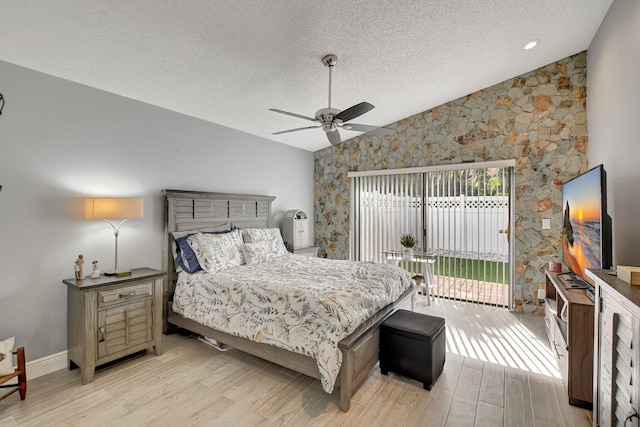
[0,296,592,426]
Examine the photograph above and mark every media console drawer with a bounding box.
[543,304,554,344]
[551,315,569,392]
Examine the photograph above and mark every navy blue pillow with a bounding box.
[175,230,231,273]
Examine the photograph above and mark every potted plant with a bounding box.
[400,234,416,260]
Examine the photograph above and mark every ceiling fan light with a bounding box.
[322,122,337,132]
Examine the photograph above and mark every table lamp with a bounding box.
[86,197,144,276]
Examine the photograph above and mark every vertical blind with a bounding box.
[351,172,423,263]
[349,161,515,308]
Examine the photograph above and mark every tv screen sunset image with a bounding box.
[562,167,603,278]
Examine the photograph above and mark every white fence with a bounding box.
[358,193,509,263]
[425,195,509,262]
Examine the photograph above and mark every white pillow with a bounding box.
[188,229,244,273]
[171,226,231,273]
[0,336,15,375]
[239,241,286,265]
[241,228,288,256]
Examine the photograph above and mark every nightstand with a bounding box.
[292,246,319,257]
[63,268,166,384]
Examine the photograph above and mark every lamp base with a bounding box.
[104,270,132,277]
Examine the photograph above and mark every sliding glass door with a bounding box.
[349,161,515,308]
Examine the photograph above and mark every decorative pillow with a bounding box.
[188,229,245,273]
[241,228,288,256]
[0,336,15,375]
[172,227,231,273]
[241,228,272,243]
[239,241,287,265]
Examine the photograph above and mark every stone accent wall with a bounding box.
[314,52,588,300]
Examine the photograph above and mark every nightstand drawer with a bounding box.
[97,282,153,307]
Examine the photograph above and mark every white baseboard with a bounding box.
[26,350,68,380]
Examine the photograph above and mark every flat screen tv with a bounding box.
[562,164,612,280]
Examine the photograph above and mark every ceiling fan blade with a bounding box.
[269,108,317,122]
[334,102,374,123]
[343,123,395,135]
[327,129,341,146]
[272,125,321,135]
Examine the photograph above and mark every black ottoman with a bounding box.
[380,309,446,390]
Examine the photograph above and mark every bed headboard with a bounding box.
[162,189,276,323]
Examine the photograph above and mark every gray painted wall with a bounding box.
[587,0,640,266]
[0,60,314,361]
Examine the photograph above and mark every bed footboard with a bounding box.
[337,286,414,411]
[338,318,386,411]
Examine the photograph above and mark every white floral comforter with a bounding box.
[172,254,412,392]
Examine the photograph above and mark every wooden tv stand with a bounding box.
[543,270,594,408]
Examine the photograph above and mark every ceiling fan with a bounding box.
[269,54,394,146]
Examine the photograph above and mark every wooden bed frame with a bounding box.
[162,189,414,411]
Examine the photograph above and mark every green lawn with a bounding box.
[434,256,508,283]
[407,257,508,284]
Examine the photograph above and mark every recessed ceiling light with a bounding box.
[524,39,539,50]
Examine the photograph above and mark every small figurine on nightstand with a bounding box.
[91,260,100,279]
[74,254,85,280]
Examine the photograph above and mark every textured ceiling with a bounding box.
[0,1,612,152]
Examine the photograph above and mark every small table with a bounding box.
[383,250,436,305]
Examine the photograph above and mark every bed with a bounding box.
[162,189,415,411]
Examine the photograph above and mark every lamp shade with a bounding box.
[86,198,144,220]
